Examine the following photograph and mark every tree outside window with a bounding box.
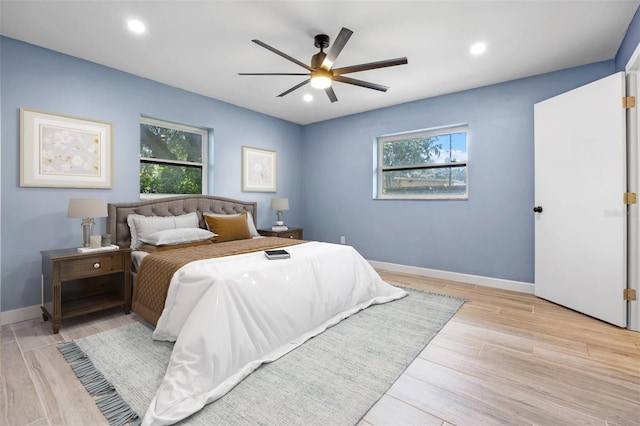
[139,117,209,195]
[377,125,468,199]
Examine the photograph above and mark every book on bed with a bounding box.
[264,249,290,260]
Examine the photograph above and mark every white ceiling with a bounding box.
[1,1,638,125]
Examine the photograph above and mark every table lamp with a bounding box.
[67,198,108,247]
[270,198,289,226]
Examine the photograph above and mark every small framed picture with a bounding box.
[242,146,277,192]
[20,108,113,189]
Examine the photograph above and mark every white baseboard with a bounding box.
[368,260,535,294]
[0,305,42,326]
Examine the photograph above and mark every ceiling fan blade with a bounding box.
[238,73,310,76]
[333,75,388,92]
[321,27,353,70]
[252,39,314,72]
[325,86,338,103]
[277,79,310,97]
[332,57,408,75]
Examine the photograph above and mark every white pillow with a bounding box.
[203,211,260,237]
[127,212,199,248]
[139,228,216,246]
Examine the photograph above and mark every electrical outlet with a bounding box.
[340,235,346,244]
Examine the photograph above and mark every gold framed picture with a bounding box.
[20,108,113,188]
[241,146,276,192]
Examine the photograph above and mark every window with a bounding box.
[376,125,468,199]
[139,117,209,196]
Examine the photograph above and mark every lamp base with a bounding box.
[81,218,95,247]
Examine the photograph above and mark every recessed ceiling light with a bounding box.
[127,19,146,34]
[303,94,313,102]
[470,42,486,55]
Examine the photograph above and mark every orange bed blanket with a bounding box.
[133,237,305,325]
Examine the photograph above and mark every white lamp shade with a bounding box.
[270,198,289,211]
[67,198,108,219]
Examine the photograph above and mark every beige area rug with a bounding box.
[60,288,464,425]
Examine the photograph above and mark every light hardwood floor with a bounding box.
[1,271,639,425]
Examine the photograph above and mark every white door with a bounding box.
[534,72,627,327]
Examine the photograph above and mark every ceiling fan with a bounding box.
[238,27,408,103]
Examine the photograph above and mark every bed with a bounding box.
[107,195,407,425]
[108,195,305,325]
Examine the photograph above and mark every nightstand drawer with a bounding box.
[258,227,303,240]
[277,230,300,239]
[60,253,123,280]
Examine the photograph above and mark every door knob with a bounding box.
[533,206,543,213]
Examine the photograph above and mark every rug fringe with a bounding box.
[58,341,140,426]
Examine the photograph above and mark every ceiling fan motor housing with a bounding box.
[311,51,327,69]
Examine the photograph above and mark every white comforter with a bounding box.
[142,241,407,425]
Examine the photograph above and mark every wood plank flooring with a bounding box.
[1,271,639,425]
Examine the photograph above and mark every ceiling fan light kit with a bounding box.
[310,70,332,89]
[239,27,408,103]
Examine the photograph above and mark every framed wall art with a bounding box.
[241,146,276,192]
[20,108,113,188]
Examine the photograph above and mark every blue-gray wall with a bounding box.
[0,37,302,312]
[301,61,614,283]
[2,5,639,312]
[297,2,640,284]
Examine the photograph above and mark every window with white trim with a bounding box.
[376,125,468,199]
[139,117,209,196]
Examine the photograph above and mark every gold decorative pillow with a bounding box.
[203,212,252,243]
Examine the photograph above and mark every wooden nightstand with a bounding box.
[258,227,303,240]
[41,247,132,334]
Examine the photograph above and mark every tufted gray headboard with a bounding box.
[108,195,258,248]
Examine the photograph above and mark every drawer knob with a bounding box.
[289,235,293,239]
[93,263,101,269]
